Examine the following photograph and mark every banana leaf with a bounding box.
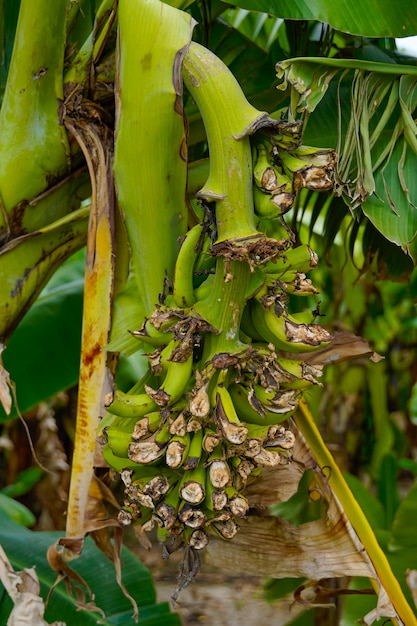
[0,510,181,626]
[277,57,417,261]
[0,0,21,101]
[224,0,417,38]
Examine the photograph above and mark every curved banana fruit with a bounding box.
[173,223,204,308]
[215,384,249,445]
[152,350,194,407]
[104,389,157,418]
[264,244,318,276]
[250,299,333,353]
[253,185,294,219]
[228,383,290,426]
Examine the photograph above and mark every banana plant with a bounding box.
[1,0,417,625]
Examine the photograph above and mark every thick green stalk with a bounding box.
[295,400,417,626]
[182,42,269,245]
[0,0,71,239]
[194,257,250,363]
[114,0,194,319]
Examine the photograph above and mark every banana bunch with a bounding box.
[101,40,336,559]
[252,131,337,219]
[101,212,329,552]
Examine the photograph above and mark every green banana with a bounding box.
[208,459,231,489]
[178,501,207,528]
[129,465,174,484]
[173,223,204,308]
[205,478,228,512]
[252,447,282,467]
[183,427,204,471]
[265,427,296,451]
[104,388,157,418]
[169,413,188,437]
[193,273,216,302]
[249,383,300,416]
[279,150,334,193]
[130,319,174,348]
[102,444,143,473]
[117,504,141,527]
[253,143,275,190]
[156,482,181,530]
[211,517,240,540]
[149,350,194,407]
[165,433,191,469]
[253,185,294,219]
[250,299,333,353]
[228,383,290,426]
[192,228,216,277]
[276,357,323,389]
[225,487,249,518]
[132,412,163,440]
[264,244,319,276]
[104,428,133,458]
[293,144,337,168]
[215,384,249,445]
[245,422,282,442]
[154,419,173,447]
[202,428,222,453]
[230,456,258,483]
[270,119,303,151]
[127,441,166,465]
[184,527,209,550]
[179,461,206,505]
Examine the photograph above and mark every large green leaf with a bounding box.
[224,0,417,38]
[0,0,21,101]
[0,510,181,626]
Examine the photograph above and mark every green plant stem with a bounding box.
[182,42,268,243]
[0,0,71,237]
[114,0,194,319]
[295,400,417,626]
[194,257,250,363]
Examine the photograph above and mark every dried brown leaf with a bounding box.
[0,544,66,626]
[291,331,383,366]
[63,114,115,541]
[205,495,374,580]
[244,422,317,508]
[46,539,105,621]
[407,570,417,609]
[49,475,138,621]
[0,345,12,415]
[361,587,398,625]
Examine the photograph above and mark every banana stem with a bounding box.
[194,257,250,363]
[182,42,268,244]
[114,0,194,318]
[0,0,71,238]
[295,400,417,626]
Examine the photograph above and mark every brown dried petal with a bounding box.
[284,319,333,346]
